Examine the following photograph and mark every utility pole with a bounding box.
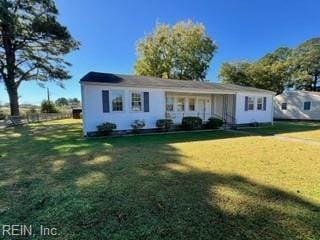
[47,88,50,103]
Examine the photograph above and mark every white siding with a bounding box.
[274,91,320,120]
[82,84,165,134]
[81,83,275,135]
[235,93,274,124]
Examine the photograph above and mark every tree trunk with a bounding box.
[7,85,20,116]
[314,74,318,91]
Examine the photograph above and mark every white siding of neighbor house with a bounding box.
[274,91,320,120]
[235,93,274,124]
[82,84,165,134]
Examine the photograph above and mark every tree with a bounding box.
[55,97,68,106]
[134,20,217,81]
[219,61,252,86]
[0,0,79,116]
[68,97,80,107]
[219,47,292,94]
[41,100,58,113]
[290,38,320,91]
[251,47,292,93]
[219,38,320,93]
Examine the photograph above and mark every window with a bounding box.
[281,102,287,110]
[166,97,174,112]
[111,90,124,111]
[257,97,263,110]
[304,101,311,111]
[248,97,255,110]
[189,98,195,111]
[177,98,185,112]
[131,92,142,111]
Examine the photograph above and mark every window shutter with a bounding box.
[245,96,248,111]
[143,92,149,112]
[263,97,267,111]
[102,90,109,113]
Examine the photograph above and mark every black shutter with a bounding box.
[263,97,267,111]
[245,96,248,111]
[102,90,109,113]
[143,92,149,112]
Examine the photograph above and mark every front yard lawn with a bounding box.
[0,119,319,239]
[242,121,320,142]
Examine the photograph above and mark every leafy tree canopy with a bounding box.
[41,100,58,113]
[55,97,69,106]
[0,0,79,115]
[219,38,320,93]
[290,38,320,90]
[135,20,217,81]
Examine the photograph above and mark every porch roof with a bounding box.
[80,72,275,95]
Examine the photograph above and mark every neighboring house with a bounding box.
[274,91,320,120]
[80,72,275,135]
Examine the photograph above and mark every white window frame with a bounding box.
[248,96,255,111]
[176,97,185,112]
[131,92,143,112]
[257,97,263,111]
[303,101,312,111]
[188,98,196,112]
[166,97,174,112]
[111,90,125,112]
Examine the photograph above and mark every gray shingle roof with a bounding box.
[80,72,275,94]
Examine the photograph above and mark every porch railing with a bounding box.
[165,111,237,129]
[166,112,213,122]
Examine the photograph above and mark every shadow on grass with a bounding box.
[0,120,319,239]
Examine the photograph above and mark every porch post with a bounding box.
[165,91,167,120]
[211,94,215,117]
[222,95,227,123]
[271,94,274,125]
[232,94,236,125]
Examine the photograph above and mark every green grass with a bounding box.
[241,121,320,135]
[242,121,320,142]
[0,119,320,239]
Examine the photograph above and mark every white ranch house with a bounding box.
[80,72,275,135]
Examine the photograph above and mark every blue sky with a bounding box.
[1,0,319,105]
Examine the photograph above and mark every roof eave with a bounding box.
[81,81,274,95]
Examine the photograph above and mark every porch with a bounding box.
[165,91,236,126]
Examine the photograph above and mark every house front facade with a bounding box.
[274,91,320,120]
[80,72,275,135]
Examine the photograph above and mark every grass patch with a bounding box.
[242,121,320,142]
[0,119,319,239]
[241,121,320,135]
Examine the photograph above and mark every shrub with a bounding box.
[206,117,223,129]
[96,122,117,135]
[181,116,202,130]
[41,100,59,113]
[131,120,145,133]
[26,107,38,115]
[156,119,173,131]
[249,122,259,127]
